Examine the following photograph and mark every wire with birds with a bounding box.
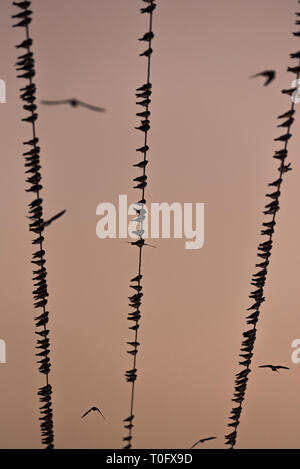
[122,0,157,450]
[225,6,300,450]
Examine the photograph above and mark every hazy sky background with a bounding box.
[0,0,300,449]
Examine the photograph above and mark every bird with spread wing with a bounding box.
[81,407,105,419]
[259,365,289,372]
[250,70,276,86]
[41,98,106,113]
[189,437,217,449]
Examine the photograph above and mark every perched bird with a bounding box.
[139,31,154,42]
[141,4,156,14]
[127,239,156,248]
[136,145,149,152]
[281,87,298,96]
[16,38,32,49]
[287,65,300,74]
[190,437,217,449]
[41,98,105,113]
[250,70,276,86]
[277,118,294,128]
[139,48,153,57]
[136,83,152,91]
[131,274,143,282]
[278,109,295,119]
[123,415,134,422]
[259,365,289,372]
[137,110,151,118]
[290,50,300,59]
[274,133,292,142]
[81,407,105,419]
[133,160,148,168]
[13,1,31,8]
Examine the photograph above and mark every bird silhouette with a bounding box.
[44,210,66,228]
[139,31,154,42]
[259,365,289,372]
[41,98,105,113]
[81,407,105,419]
[250,70,276,86]
[190,437,217,449]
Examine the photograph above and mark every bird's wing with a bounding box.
[189,439,203,449]
[41,99,72,105]
[277,366,290,369]
[264,72,276,86]
[81,408,93,418]
[95,408,106,419]
[77,100,106,112]
[259,365,272,368]
[250,71,275,85]
[44,210,66,227]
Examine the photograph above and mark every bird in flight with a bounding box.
[250,70,276,86]
[81,407,105,419]
[44,210,66,228]
[189,437,217,449]
[41,98,105,113]
[259,365,289,372]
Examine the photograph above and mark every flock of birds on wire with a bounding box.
[10,0,299,450]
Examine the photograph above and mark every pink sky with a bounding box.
[0,0,300,449]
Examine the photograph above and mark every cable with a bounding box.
[122,0,157,450]
[225,5,300,449]
[12,0,55,449]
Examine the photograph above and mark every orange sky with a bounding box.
[0,0,300,449]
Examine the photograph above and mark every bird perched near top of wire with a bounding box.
[250,70,276,86]
[41,98,106,113]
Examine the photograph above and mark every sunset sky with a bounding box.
[0,0,300,449]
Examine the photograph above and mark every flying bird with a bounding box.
[190,437,217,449]
[259,365,289,372]
[41,98,105,113]
[250,70,276,86]
[44,210,66,228]
[81,407,105,419]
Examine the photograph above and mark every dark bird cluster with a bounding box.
[226,9,300,450]
[123,0,156,450]
[12,0,65,450]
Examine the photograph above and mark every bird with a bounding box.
[13,1,31,8]
[81,407,105,419]
[141,4,156,14]
[259,365,289,372]
[41,98,105,113]
[250,70,276,86]
[278,109,295,119]
[127,239,156,248]
[189,437,217,449]
[44,210,66,228]
[131,274,143,282]
[139,31,154,42]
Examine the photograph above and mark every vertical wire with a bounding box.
[225,5,300,449]
[123,0,156,450]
